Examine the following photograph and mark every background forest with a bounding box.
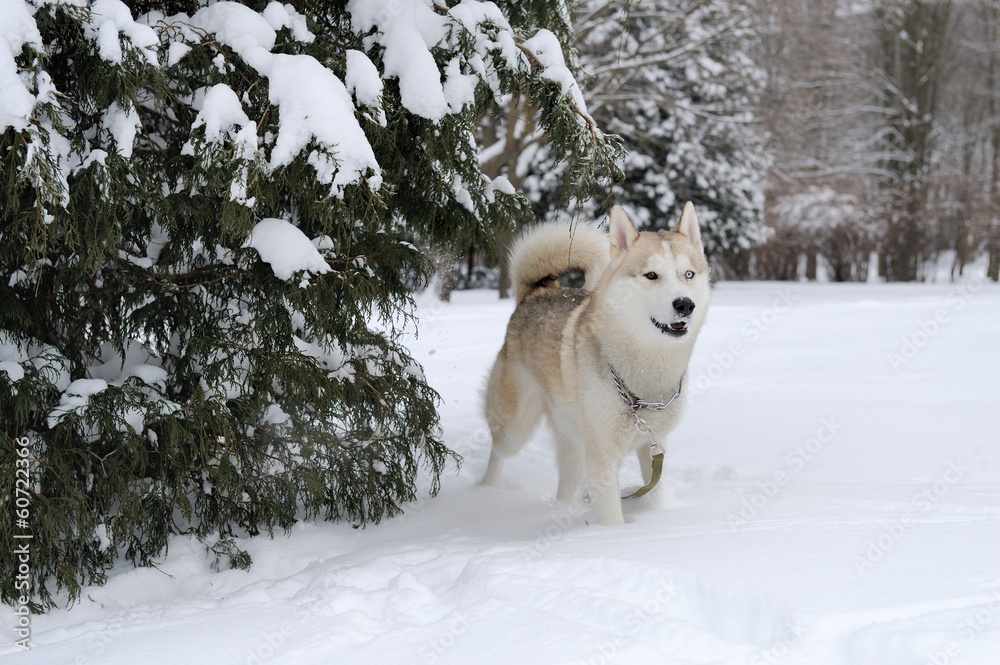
[451,0,1000,292]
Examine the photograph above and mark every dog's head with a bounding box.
[604,203,710,343]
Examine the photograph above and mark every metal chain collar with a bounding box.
[608,364,684,457]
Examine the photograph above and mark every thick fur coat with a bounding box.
[482,205,710,525]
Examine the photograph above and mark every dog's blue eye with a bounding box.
[644,272,658,281]
[684,270,695,279]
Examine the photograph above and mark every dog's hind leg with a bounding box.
[482,359,545,489]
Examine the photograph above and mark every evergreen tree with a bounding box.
[0,0,618,608]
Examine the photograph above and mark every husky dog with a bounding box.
[482,204,710,525]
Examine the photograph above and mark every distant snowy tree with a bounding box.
[526,0,770,263]
[0,0,618,608]
[770,187,876,281]
[750,0,880,281]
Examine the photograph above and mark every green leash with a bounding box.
[609,364,683,500]
[624,449,664,499]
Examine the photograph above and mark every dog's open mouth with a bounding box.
[651,317,688,337]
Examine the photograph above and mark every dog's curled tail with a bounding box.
[509,221,610,304]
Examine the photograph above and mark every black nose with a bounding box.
[673,297,695,317]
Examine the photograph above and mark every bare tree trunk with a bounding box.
[805,252,817,281]
[874,0,952,281]
[480,100,539,299]
[988,0,1000,281]
[496,231,514,299]
[433,247,458,302]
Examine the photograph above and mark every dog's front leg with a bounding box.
[585,437,629,526]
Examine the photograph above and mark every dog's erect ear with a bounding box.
[609,205,639,261]
[677,202,702,247]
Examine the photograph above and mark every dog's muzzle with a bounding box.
[652,297,695,337]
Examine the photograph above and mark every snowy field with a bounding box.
[4,280,1000,665]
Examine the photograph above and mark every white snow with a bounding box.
[451,174,476,213]
[293,335,355,383]
[87,340,167,389]
[350,0,450,121]
[521,28,591,118]
[85,0,159,66]
[188,2,381,195]
[181,83,260,206]
[245,218,332,281]
[449,0,520,95]
[185,83,257,154]
[188,84,253,143]
[345,49,384,108]
[484,174,515,202]
[0,333,26,382]
[262,1,314,43]
[0,0,42,133]
[47,378,109,428]
[262,403,290,426]
[347,0,516,120]
[0,360,23,382]
[166,41,191,66]
[101,102,140,158]
[442,56,478,113]
[188,2,276,69]
[266,53,378,191]
[5,281,999,664]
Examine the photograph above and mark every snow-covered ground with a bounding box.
[5,281,1000,665]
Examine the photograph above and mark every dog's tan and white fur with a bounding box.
[482,204,710,525]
